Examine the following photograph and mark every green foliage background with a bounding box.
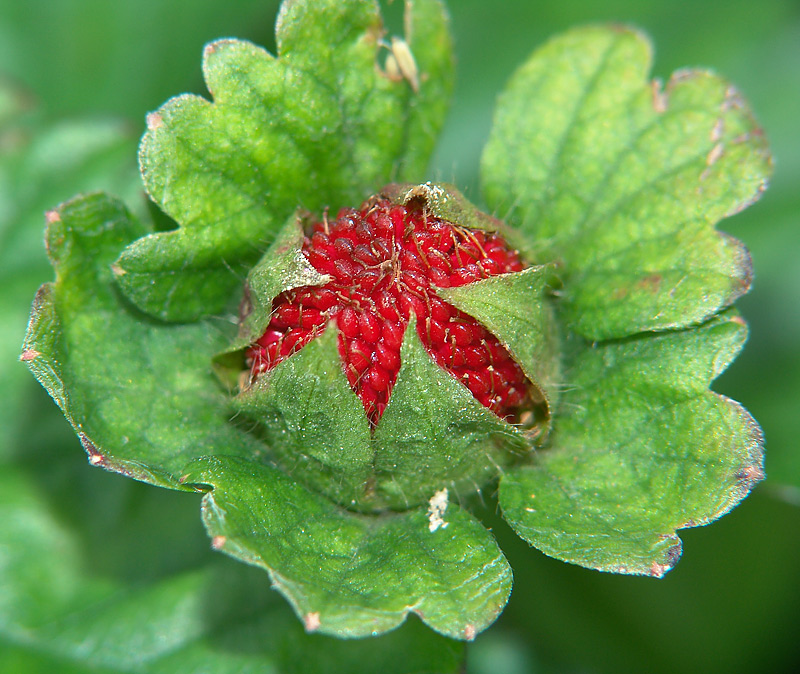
[1,0,798,672]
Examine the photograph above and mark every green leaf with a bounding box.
[235,324,374,507]
[182,454,512,641]
[21,193,262,488]
[482,25,771,340]
[437,265,560,417]
[118,0,453,321]
[0,82,142,463]
[0,456,464,674]
[372,317,528,507]
[499,311,764,576]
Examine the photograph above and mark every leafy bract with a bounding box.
[181,455,512,641]
[117,0,453,321]
[482,26,771,340]
[21,193,263,488]
[437,265,560,416]
[234,324,374,507]
[500,311,764,576]
[220,195,538,510]
[372,317,528,507]
[224,210,331,358]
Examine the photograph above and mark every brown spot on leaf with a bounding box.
[711,118,724,143]
[737,462,766,488]
[651,79,667,113]
[649,561,670,578]
[721,85,745,112]
[20,349,41,362]
[701,143,725,181]
[45,210,61,224]
[612,286,629,300]
[637,274,662,292]
[211,535,226,550]
[464,624,477,641]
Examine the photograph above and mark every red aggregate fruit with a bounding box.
[246,197,530,426]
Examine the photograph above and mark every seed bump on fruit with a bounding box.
[247,196,530,426]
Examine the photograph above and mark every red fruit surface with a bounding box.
[247,197,530,426]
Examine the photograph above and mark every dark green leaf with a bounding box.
[499,311,764,576]
[182,454,512,641]
[118,0,453,321]
[21,193,262,488]
[0,464,464,674]
[482,26,771,340]
[0,82,141,462]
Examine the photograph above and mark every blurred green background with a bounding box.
[1,1,798,672]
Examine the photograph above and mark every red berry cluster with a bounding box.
[247,198,530,426]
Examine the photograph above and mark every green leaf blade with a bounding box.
[499,312,764,576]
[0,462,464,674]
[482,25,771,340]
[123,0,453,322]
[184,454,512,641]
[22,193,262,488]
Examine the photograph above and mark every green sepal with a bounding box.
[482,25,772,340]
[499,310,764,576]
[181,454,512,641]
[21,193,263,489]
[213,210,329,387]
[234,324,374,507]
[437,265,560,424]
[380,181,501,233]
[372,316,529,508]
[118,0,453,322]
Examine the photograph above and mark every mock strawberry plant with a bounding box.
[22,0,771,642]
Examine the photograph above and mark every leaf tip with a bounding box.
[648,537,683,578]
[304,611,321,633]
[736,461,766,491]
[203,41,219,60]
[45,209,61,224]
[464,623,477,641]
[651,78,667,113]
[80,433,106,467]
[19,348,41,362]
[146,111,163,131]
[648,561,671,578]
[211,535,227,550]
